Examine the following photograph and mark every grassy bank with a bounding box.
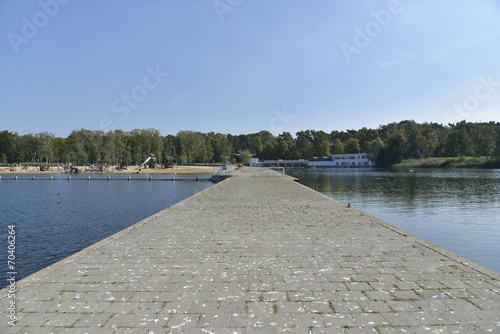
[393,157,500,169]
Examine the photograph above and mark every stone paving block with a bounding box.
[104,313,147,328]
[414,311,453,326]
[301,301,333,314]
[133,301,166,314]
[417,280,448,290]
[288,313,324,328]
[377,327,425,333]
[166,313,200,330]
[53,301,111,313]
[382,312,424,327]
[416,289,451,300]
[44,312,83,327]
[444,288,477,299]
[363,290,394,301]
[10,327,59,334]
[78,291,135,303]
[110,329,148,334]
[472,296,500,310]
[386,300,421,313]
[196,313,231,328]
[18,301,58,313]
[287,291,317,302]
[391,290,422,301]
[229,313,294,329]
[68,328,118,333]
[352,312,388,327]
[441,280,473,289]
[339,291,368,302]
[275,301,306,314]
[345,282,372,291]
[357,300,392,313]
[322,313,357,328]
[331,301,362,313]
[136,314,169,328]
[10,312,51,327]
[72,313,113,328]
[216,301,246,314]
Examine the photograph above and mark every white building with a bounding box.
[308,153,372,168]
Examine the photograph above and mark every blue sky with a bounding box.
[1,0,500,137]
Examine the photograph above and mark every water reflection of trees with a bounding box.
[290,169,499,209]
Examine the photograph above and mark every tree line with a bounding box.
[0,120,499,167]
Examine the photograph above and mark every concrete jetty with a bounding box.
[1,169,499,333]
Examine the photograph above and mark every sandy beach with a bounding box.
[0,165,216,175]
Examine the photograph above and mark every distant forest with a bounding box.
[1,120,499,168]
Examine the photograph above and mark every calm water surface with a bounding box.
[0,174,212,289]
[288,168,500,273]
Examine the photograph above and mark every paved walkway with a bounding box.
[1,169,499,333]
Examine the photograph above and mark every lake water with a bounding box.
[0,174,213,289]
[288,168,500,274]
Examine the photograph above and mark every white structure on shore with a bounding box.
[308,153,372,168]
[250,154,372,168]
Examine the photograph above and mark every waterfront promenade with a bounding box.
[1,169,499,333]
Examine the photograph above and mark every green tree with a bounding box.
[471,123,497,158]
[344,138,361,154]
[52,137,67,162]
[67,130,88,165]
[0,130,19,163]
[421,124,439,157]
[317,140,331,158]
[238,149,252,164]
[295,131,314,158]
[277,132,295,153]
[368,137,384,164]
[113,130,131,162]
[211,133,232,163]
[18,134,41,163]
[144,128,164,160]
[251,136,263,155]
[261,142,276,160]
[275,140,290,159]
[36,132,55,163]
[333,138,344,154]
[443,128,474,157]
[178,130,203,163]
[163,134,179,158]
[312,130,330,157]
[101,133,116,163]
[375,134,406,167]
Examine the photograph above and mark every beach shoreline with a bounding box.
[0,165,216,175]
